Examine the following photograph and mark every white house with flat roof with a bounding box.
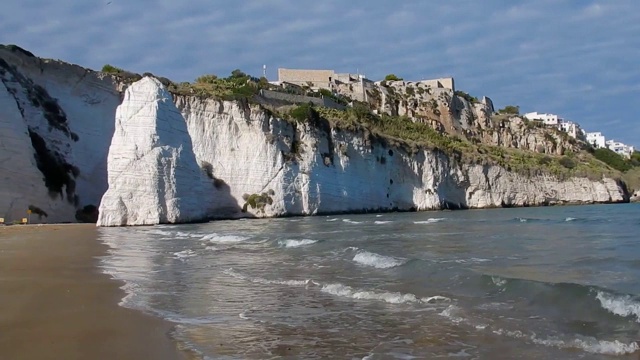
[586,132,606,148]
[523,112,562,126]
[558,120,582,139]
[606,140,635,158]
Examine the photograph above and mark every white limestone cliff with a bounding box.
[0,47,629,225]
[176,97,625,218]
[96,77,213,226]
[0,47,120,223]
[0,79,76,223]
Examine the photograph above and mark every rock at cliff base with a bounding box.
[97,77,212,226]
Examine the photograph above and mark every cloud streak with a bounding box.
[1,0,639,147]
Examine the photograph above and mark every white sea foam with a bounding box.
[343,219,363,224]
[491,276,507,287]
[173,249,197,260]
[321,283,450,305]
[223,268,313,287]
[569,339,639,355]
[596,291,640,321]
[353,251,406,269]
[326,218,339,222]
[145,229,175,236]
[238,311,250,320]
[439,305,465,323]
[565,217,577,222]
[414,218,445,224]
[278,239,318,248]
[202,233,249,243]
[376,214,384,217]
[374,220,392,225]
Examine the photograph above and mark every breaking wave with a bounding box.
[202,233,250,243]
[596,291,640,322]
[343,219,363,224]
[353,250,406,269]
[172,249,197,260]
[492,328,639,355]
[278,239,318,248]
[222,269,450,306]
[321,283,451,305]
[414,218,445,224]
[223,268,314,287]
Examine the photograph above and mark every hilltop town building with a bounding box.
[606,140,635,159]
[277,69,335,89]
[558,121,583,140]
[276,68,374,102]
[416,78,455,92]
[586,132,606,148]
[277,68,455,102]
[524,111,587,140]
[523,112,562,126]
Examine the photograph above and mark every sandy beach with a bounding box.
[0,224,190,360]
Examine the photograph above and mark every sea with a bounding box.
[99,204,640,359]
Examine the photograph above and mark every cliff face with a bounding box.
[0,47,628,225]
[175,96,623,218]
[0,48,120,222]
[363,80,579,156]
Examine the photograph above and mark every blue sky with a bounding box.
[2,1,639,147]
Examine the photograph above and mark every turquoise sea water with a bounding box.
[100,204,640,359]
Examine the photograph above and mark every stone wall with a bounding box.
[259,89,346,110]
[277,68,334,89]
[418,77,455,92]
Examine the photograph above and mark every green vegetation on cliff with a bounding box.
[283,103,618,181]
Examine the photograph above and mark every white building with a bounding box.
[586,132,606,148]
[606,140,635,158]
[523,112,561,126]
[558,120,582,139]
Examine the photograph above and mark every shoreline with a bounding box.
[0,224,193,360]
[1,201,631,227]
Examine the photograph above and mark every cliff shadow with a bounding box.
[206,175,251,220]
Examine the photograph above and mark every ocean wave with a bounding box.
[439,305,466,323]
[278,239,318,248]
[374,220,392,225]
[326,218,339,222]
[353,250,406,269]
[144,229,175,236]
[173,249,197,260]
[343,219,363,224]
[202,233,249,243]
[223,268,314,287]
[491,276,507,287]
[414,218,445,224]
[321,283,450,305]
[596,291,640,322]
[565,217,577,222]
[493,328,639,355]
[224,269,451,306]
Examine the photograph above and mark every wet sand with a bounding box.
[0,224,191,360]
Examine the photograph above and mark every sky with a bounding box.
[2,0,639,147]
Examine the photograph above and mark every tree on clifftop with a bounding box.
[498,105,520,115]
[384,74,403,81]
[195,74,218,84]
